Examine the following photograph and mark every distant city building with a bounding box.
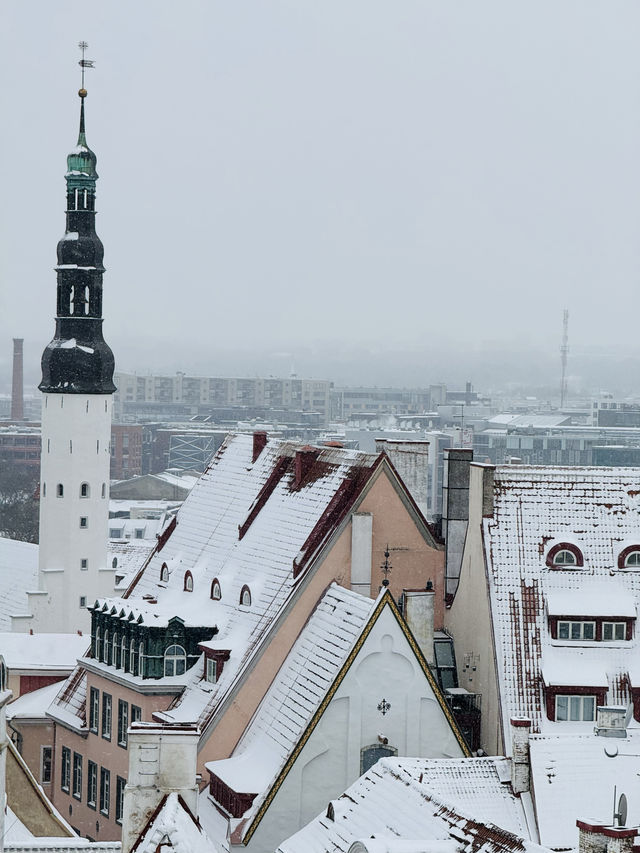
[110,424,143,479]
[0,426,41,469]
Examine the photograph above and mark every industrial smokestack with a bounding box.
[11,338,24,422]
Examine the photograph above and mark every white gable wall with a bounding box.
[240,605,464,853]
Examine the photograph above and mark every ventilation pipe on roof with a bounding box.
[294,446,319,488]
[252,431,268,463]
[121,723,200,853]
[510,717,531,795]
[577,821,637,853]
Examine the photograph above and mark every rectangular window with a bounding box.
[80,596,87,608]
[61,746,71,792]
[116,776,126,825]
[102,693,112,740]
[603,622,627,641]
[41,746,52,784]
[100,767,110,816]
[80,516,88,528]
[81,558,88,570]
[89,687,99,733]
[117,699,129,748]
[557,621,595,641]
[206,658,217,683]
[87,761,97,809]
[72,752,83,800]
[555,694,596,721]
[131,704,142,724]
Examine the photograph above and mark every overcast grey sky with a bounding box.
[2,2,640,389]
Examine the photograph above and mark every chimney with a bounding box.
[577,821,637,853]
[294,446,319,489]
[442,448,473,602]
[510,717,531,794]
[121,723,199,853]
[403,586,436,666]
[351,513,373,596]
[11,338,24,422]
[252,430,268,463]
[375,439,430,517]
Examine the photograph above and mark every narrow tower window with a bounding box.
[101,483,106,498]
[80,483,90,498]
[42,483,46,497]
[57,483,64,498]
[80,516,88,529]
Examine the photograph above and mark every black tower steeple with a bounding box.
[39,69,115,395]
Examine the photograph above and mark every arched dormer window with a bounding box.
[103,629,110,665]
[546,543,584,569]
[211,579,221,600]
[95,627,101,660]
[121,636,128,672]
[240,585,251,606]
[164,645,186,677]
[160,563,169,582]
[138,642,145,678]
[80,482,90,498]
[130,643,136,676]
[184,571,193,592]
[619,546,640,570]
[113,632,119,668]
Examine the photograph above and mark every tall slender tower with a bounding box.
[17,51,116,633]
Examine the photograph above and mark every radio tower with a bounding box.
[560,309,569,408]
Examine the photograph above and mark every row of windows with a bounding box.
[547,543,640,570]
[43,482,106,499]
[556,620,627,641]
[161,564,251,605]
[94,629,189,678]
[88,687,141,745]
[61,747,126,823]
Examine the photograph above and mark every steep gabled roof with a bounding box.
[276,756,544,853]
[484,465,640,740]
[130,792,218,853]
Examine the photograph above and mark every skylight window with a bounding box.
[546,543,583,569]
[618,547,640,570]
[211,579,221,600]
[184,571,193,592]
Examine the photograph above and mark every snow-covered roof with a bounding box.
[204,585,377,805]
[131,792,220,853]
[51,435,383,732]
[0,633,87,671]
[108,540,155,591]
[529,730,640,850]
[7,681,67,720]
[483,465,640,739]
[0,537,38,630]
[277,756,545,853]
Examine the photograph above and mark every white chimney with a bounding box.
[121,722,199,853]
[577,821,637,853]
[351,513,373,596]
[510,717,530,794]
[403,587,435,666]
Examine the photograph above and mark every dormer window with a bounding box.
[556,695,596,722]
[160,563,169,582]
[240,585,251,607]
[558,620,595,641]
[618,546,640,570]
[546,543,584,569]
[164,645,186,677]
[211,579,221,600]
[184,571,193,592]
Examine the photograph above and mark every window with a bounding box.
[206,658,217,683]
[116,776,126,825]
[619,547,640,569]
[42,482,46,497]
[138,642,145,677]
[240,585,251,606]
[130,643,136,676]
[135,528,144,539]
[211,579,221,600]
[102,693,112,740]
[41,746,52,784]
[558,621,595,641]
[80,516,88,529]
[81,558,88,570]
[73,752,83,800]
[160,562,169,582]
[555,695,596,721]
[184,571,193,592]
[87,761,97,809]
[101,483,106,498]
[164,645,186,677]
[61,746,71,792]
[603,622,627,641]
[360,743,397,774]
[103,629,110,665]
[121,636,128,671]
[546,543,583,568]
[57,483,64,498]
[80,482,90,498]
[113,633,119,668]
[100,767,110,816]
[131,704,142,724]
[117,700,128,748]
[89,687,99,732]
[112,557,118,568]
[95,628,101,661]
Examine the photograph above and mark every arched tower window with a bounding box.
[164,645,186,677]
[211,579,221,600]
[101,483,106,498]
[80,482,90,498]
[42,483,46,497]
[112,557,118,568]
[184,571,193,592]
[240,585,251,606]
[57,483,64,498]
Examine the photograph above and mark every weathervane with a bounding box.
[380,545,392,588]
[78,40,95,98]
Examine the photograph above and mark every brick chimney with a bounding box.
[252,430,268,463]
[294,446,320,489]
[10,338,24,422]
[510,717,531,794]
[577,821,637,853]
[121,723,199,853]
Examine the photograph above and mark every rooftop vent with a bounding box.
[595,706,629,738]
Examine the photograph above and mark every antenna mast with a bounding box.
[560,309,569,408]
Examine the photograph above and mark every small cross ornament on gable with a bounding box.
[377,698,391,716]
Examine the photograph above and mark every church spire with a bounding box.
[39,44,115,395]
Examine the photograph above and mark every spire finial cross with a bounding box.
[78,40,94,97]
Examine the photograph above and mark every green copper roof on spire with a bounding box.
[66,91,98,187]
